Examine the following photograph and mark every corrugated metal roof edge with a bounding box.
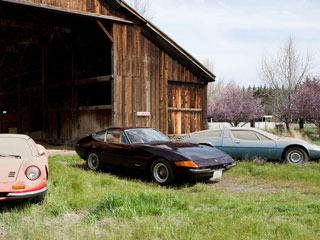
[115,0,216,83]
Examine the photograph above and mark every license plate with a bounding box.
[212,170,222,179]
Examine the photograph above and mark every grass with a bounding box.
[303,127,320,145]
[1,155,320,239]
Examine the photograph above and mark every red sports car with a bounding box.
[0,134,49,202]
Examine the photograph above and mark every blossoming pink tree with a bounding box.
[292,78,320,138]
[208,84,265,127]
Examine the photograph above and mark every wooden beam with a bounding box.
[96,20,113,42]
[75,75,113,86]
[0,75,113,96]
[77,105,113,111]
[1,0,133,24]
[0,18,71,33]
[168,80,205,86]
[168,107,202,112]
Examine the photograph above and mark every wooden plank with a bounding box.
[127,26,133,127]
[112,24,120,126]
[155,46,160,130]
[185,112,190,134]
[168,110,173,134]
[168,107,202,112]
[77,105,113,111]
[135,28,142,127]
[121,24,127,127]
[140,35,146,127]
[96,20,113,42]
[163,53,169,134]
[0,18,71,33]
[150,42,156,128]
[145,37,151,127]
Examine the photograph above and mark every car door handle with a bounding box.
[234,141,240,144]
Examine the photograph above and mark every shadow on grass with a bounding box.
[69,162,218,189]
[0,199,34,212]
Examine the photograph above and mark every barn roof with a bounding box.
[1,0,215,82]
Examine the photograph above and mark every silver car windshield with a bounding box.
[0,138,32,159]
[125,128,171,144]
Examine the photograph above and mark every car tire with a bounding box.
[150,159,175,185]
[86,151,102,171]
[285,147,308,164]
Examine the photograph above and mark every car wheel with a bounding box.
[150,159,175,185]
[87,151,102,171]
[285,147,308,164]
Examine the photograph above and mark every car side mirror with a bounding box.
[38,150,45,156]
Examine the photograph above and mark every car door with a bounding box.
[101,129,132,168]
[230,130,276,159]
[219,129,239,157]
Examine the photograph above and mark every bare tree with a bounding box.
[260,37,311,131]
[201,58,227,106]
[126,0,153,20]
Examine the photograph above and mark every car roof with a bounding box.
[0,134,31,140]
[104,127,154,131]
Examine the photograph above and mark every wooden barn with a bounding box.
[0,0,215,144]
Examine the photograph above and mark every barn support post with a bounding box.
[110,23,115,126]
[41,45,47,141]
[71,49,78,141]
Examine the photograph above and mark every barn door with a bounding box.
[168,83,203,135]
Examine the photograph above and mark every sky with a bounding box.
[140,0,320,86]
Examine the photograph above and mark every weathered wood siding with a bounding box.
[113,23,208,134]
[20,0,132,20]
[6,0,210,137]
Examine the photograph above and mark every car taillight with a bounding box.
[26,166,40,180]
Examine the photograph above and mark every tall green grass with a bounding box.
[1,155,320,240]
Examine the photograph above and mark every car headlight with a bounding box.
[26,166,40,180]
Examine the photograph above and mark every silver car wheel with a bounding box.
[287,149,305,164]
[153,163,169,183]
[87,153,99,170]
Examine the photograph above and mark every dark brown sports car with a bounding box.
[75,128,235,185]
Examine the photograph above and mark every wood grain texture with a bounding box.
[113,22,208,134]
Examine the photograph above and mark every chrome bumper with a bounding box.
[2,187,47,200]
[225,163,236,170]
[189,168,215,173]
[189,163,236,173]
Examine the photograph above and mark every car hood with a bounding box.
[148,141,233,166]
[0,157,24,183]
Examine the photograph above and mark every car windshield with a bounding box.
[125,128,171,144]
[0,137,32,159]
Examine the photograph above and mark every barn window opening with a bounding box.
[77,81,112,107]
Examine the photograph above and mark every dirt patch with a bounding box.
[0,224,7,239]
[36,142,76,156]
[47,149,76,157]
[210,176,279,193]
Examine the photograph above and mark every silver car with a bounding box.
[180,127,320,164]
